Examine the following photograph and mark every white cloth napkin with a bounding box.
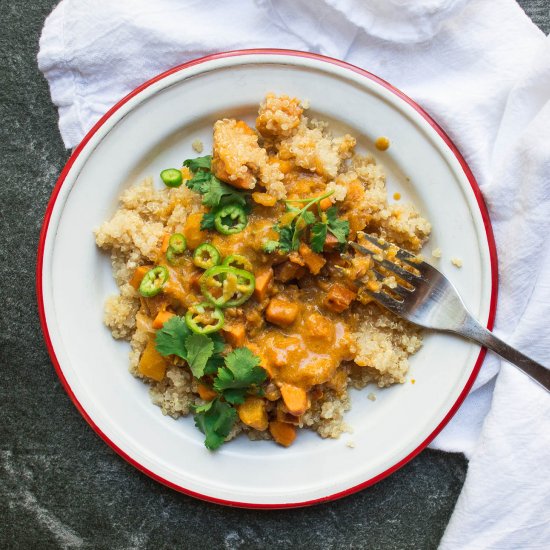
[38,1,550,546]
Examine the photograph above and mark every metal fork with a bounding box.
[350,236,550,392]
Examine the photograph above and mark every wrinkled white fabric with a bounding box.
[38,1,550,546]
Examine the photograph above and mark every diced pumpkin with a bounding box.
[280,384,309,416]
[299,242,326,275]
[323,233,340,251]
[222,323,246,347]
[237,396,268,431]
[265,298,300,327]
[273,262,306,283]
[319,197,333,211]
[269,421,297,447]
[323,284,357,313]
[152,310,175,329]
[253,267,273,302]
[130,266,151,290]
[183,212,208,250]
[252,192,277,207]
[197,383,217,401]
[138,339,167,382]
[160,233,171,254]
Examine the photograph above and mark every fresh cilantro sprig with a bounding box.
[193,347,267,449]
[155,316,223,378]
[193,398,237,451]
[213,348,267,404]
[156,317,267,450]
[183,155,249,230]
[310,206,350,253]
[263,190,349,254]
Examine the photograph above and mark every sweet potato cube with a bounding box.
[323,284,357,313]
[269,421,297,447]
[252,192,277,207]
[299,243,326,275]
[183,212,208,250]
[253,267,273,302]
[265,298,300,327]
[197,383,217,402]
[160,233,171,254]
[130,266,151,290]
[273,261,306,283]
[152,310,175,329]
[238,397,268,431]
[323,233,340,251]
[280,384,309,416]
[138,340,167,382]
[222,323,246,348]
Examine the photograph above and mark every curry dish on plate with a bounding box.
[95,94,431,450]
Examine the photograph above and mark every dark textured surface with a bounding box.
[0,1,545,548]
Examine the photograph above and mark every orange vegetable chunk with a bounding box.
[183,212,208,250]
[197,383,217,401]
[323,284,357,313]
[138,340,167,382]
[152,311,175,329]
[299,242,326,275]
[280,384,309,416]
[253,267,273,302]
[269,421,297,447]
[223,323,246,348]
[129,266,151,290]
[237,397,268,431]
[265,298,300,327]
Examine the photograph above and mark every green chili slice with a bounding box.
[139,266,169,297]
[214,203,248,235]
[200,265,255,308]
[193,243,221,270]
[222,254,253,272]
[168,233,187,254]
[160,168,183,188]
[185,302,225,334]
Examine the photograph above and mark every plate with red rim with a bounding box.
[37,49,497,508]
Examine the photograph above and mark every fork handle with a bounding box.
[458,317,550,392]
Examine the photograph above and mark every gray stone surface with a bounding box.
[0,1,545,548]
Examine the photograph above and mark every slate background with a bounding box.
[0,1,547,548]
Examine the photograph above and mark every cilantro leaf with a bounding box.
[183,155,248,210]
[202,178,247,208]
[183,155,212,171]
[326,206,350,246]
[301,210,316,226]
[184,333,214,378]
[155,316,191,360]
[193,398,237,450]
[200,211,216,230]
[210,332,226,355]
[274,224,294,254]
[203,354,225,376]
[213,347,267,395]
[221,388,248,405]
[310,222,328,253]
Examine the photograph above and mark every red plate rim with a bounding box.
[36,48,498,509]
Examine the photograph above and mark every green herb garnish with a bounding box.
[263,190,349,253]
[310,206,350,252]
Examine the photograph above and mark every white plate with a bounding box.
[37,50,497,508]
